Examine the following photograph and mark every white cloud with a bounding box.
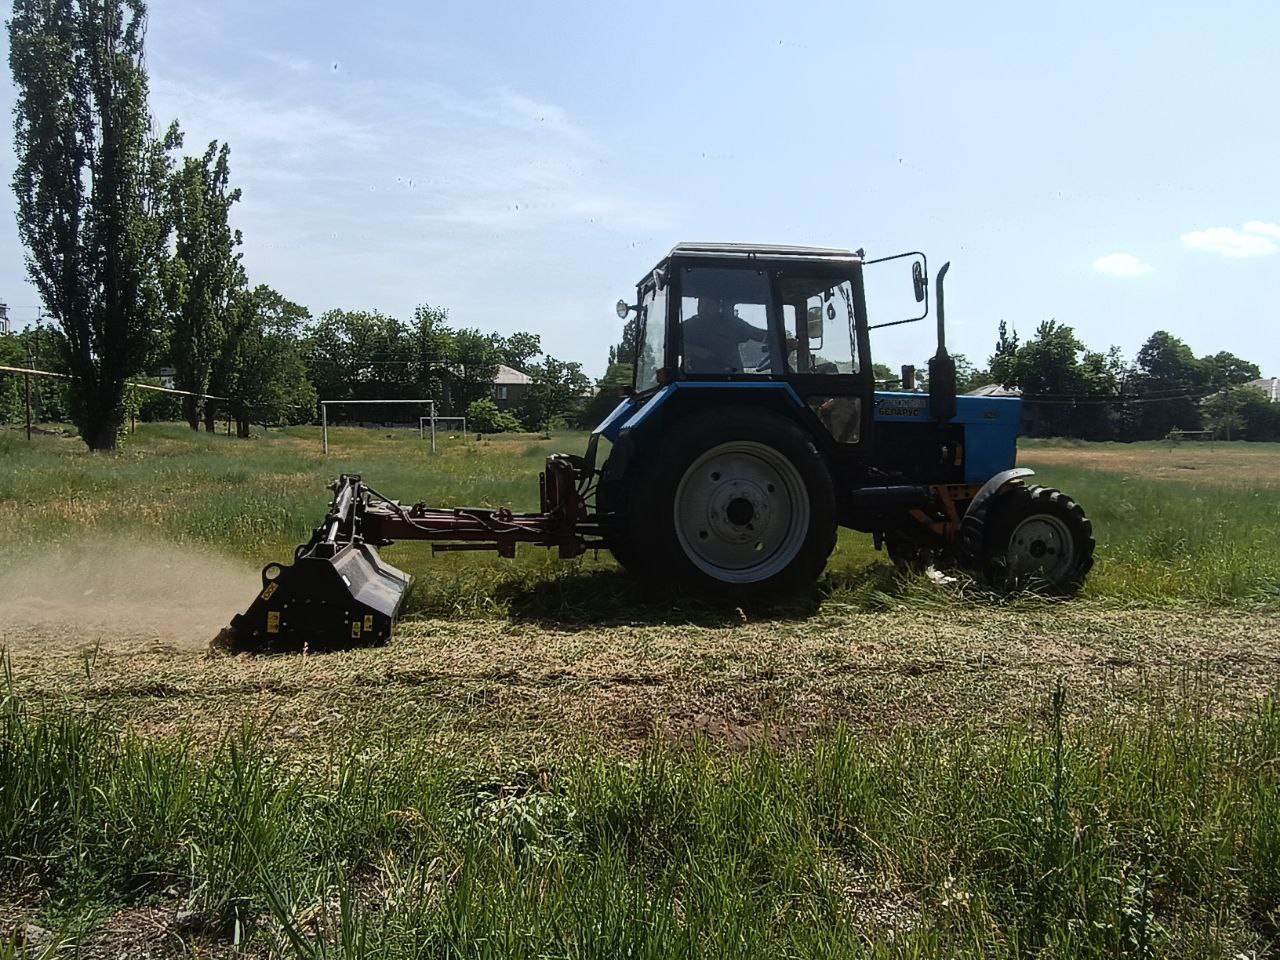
[1092,253,1154,277]
[1181,221,1280,258]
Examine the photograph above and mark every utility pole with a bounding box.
[25,339,33,441]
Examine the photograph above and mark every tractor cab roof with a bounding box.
[639,242,863,287]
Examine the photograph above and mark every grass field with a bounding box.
[1,424,1278,957]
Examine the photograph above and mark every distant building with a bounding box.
[152,365,177,388]
[1244,377,1280,402]
[493,364,532,411]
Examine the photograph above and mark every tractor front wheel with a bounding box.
[973,484,1095,593]
[629,409,837,593]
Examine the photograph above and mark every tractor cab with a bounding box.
[610,243,957,470]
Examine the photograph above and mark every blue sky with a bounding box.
[1,0,1276,378]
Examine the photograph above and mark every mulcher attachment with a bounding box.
[222,475,412,652]
[220,459,596,654]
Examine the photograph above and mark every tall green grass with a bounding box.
[3,665,1277,957]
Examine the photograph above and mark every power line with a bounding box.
[0,364,226,400]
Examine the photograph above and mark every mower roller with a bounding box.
[223,243,1095,651]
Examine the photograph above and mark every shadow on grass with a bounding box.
[492,561,933,629]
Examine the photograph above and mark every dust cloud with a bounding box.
[0,537,260,651]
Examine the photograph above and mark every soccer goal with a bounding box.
[419,416,468,447]
[320,399,437,453]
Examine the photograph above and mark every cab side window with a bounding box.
[777,278,859,376]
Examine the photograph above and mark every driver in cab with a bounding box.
[681,296,768,374]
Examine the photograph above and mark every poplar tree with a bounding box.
[9,0,175,450]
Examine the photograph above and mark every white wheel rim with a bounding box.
[1006,513,1076,581]
[673,440,810,583]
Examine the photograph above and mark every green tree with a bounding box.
[410,304,454,408]
[465,397,521,433]
[989,321,1020,388]
[131,375,180,422]
[497,331,541,371]
[581,358,634,428]
[217,285,316,434]
[303,309,416,403]
[1201,351,1261,392]
[0,332,25,423]
[912,354,987,394]
[986,321,1123,438]
[1132,331,1207,438]
[167,140,244,430]
[521,355,591,430]
[449,329,502,413]
[9,0,176,449]
[608,315,640,368]
[0,324,71,424]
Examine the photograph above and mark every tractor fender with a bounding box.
[959,467,1034,561]
[964,468,1035,521]
[604,382,809,486]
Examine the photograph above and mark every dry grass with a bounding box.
[1020,439,1280,489]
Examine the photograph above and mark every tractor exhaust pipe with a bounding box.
[928,261,957,422]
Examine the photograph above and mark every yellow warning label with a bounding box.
[260,582,279,601]
[364,614,374,631]
[266,611,280,634]
[351,620,362,639]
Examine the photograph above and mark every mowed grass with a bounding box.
[2,425,1278,618]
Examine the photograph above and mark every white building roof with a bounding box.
[965,383,1022,397]
[1245,377,1280,402]
[494,364,532,385]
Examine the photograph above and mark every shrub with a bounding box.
[466,397,521,433]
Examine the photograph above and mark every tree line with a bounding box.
[977,322,1276,441]
[5,0,589,448]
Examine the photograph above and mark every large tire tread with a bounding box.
[968,483,1095,594]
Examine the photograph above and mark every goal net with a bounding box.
[419,416,468,443]
[320,399,436,453]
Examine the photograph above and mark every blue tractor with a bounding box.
[224,243,1094,650]
[587,243,1093,593]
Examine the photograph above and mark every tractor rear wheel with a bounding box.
[971,484,1094,593]
[596,472,644,575]
[628,409,837,593]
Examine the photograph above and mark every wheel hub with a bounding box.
[1007,513,1075,580]
[706,480,772,545]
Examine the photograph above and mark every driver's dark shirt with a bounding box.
[682,312,767,373]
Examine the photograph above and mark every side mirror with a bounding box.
[806,304,824,344]
[864,251,930,328]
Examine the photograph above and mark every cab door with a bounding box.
[772,269,873,452]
